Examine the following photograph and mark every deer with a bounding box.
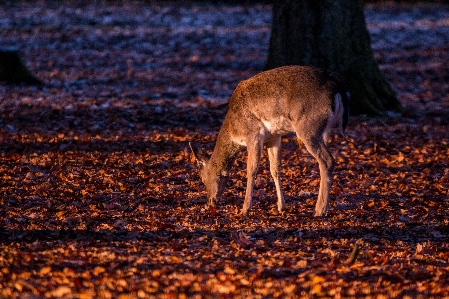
[190,65,350,216]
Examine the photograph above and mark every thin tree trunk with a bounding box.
[265,0,402,116]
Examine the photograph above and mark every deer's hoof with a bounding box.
[207,198,218,207]
[241,207,250,216]
[277,204,286,213]
[313,210,327,217]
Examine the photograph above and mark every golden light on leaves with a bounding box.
[1,2,449,299]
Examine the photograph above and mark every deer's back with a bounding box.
[228,66,343,123]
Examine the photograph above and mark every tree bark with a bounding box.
[265,0,403,116]
[0,49,43,85]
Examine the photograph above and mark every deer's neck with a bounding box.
[209,126,240,176]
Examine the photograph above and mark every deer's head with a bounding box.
[189,143,228,207]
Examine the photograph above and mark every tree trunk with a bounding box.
[0,49,43,85]
[265,0,402,116]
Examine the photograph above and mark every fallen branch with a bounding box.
[347,242,360,265]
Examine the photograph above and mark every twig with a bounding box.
[347,242,360,265]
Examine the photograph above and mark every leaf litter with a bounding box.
[0,2,449,298]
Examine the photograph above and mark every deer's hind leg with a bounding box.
[266,137,285,212]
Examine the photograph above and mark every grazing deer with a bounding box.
[190,66,350,216]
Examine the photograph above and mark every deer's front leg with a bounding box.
[266,137,285,212]
[302,138,334,217]
[242,139,262,215]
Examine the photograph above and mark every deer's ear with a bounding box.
[189,142,210,167]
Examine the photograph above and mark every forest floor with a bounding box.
[1,1,449,298]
